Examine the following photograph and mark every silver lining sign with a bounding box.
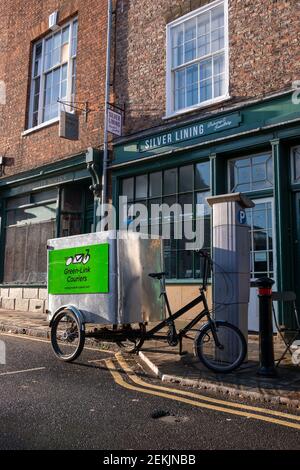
[139,112,241,152]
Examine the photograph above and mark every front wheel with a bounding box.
[194,321,247,373]
[51,310,85,362]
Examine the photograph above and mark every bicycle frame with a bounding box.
[145,289,211,341]
[145,253,212,342]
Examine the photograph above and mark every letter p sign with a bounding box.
[238,209,247,225]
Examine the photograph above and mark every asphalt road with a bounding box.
[0,332,300,450]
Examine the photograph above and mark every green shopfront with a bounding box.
[0,151,102,312]
[112,91,300,331]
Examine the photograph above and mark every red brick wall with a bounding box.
[0,0,108,177]
[114,0,300,136]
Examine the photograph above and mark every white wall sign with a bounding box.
[107,108,122,136]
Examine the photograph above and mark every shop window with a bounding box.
[166,0,229,116]
[291,147,300,183]
[120,162,211,280]
[28,17,78,129]
[229,153,273,193]
[3,190,57,284]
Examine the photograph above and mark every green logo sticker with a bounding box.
[48,243,109,295]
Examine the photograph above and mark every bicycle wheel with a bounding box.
[194,321,247,373]
[51,309,85,362]
[115,323,146,353]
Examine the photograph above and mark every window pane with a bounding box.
[214,73,225,97]
[229,154,273,192]
[135,175,148,199]
[200,78,212,102]
[294,148,300,182]
[122,178,134,201]
[198,11,210,35]
[179,165,193,192]
[178,251,193,279]
[72,58,77,97]
[164,251,177,279]
[200,58,212,80]
[197,12,210,56]
[195,162,210,189]
[175,85,185,111]
[164,168,177,195]
[179,193,193,221]
[198,33,210,57]
[71,20,78,57]
[196,191,211,217]
[62,26,70,44]
[186,64,198,107]
[149,172,162,197]
[211,27,224,52]
[212,5,224,29]
[214,54,225,75]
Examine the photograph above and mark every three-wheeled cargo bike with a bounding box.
[48,231,247,373]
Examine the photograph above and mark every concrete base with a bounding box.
[0,287,48,313]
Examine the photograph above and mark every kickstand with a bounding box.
[179,337,188,356]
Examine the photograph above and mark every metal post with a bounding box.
[100,0,113,231]
[255,277,277,377]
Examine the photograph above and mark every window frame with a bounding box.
[227,151,274,194]
[290,145,300,185]
[119,162,211,281]
[166,0,229,118]
[28,17,78,130]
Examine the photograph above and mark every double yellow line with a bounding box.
[105,353,300,431]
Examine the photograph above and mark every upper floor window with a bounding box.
[166,0,228,117]
[28,17,78,129]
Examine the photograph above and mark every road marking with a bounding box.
[105,358,300,431]
[88,358,112,364]
[0,332,115,353]
[0,367,46,376]
[116,354,300,423]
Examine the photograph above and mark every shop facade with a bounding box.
[113,91,300,331]
[0,150,102,312]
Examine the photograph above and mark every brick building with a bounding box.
[1,0,300,331]
[0,0,108,312]
[112,0,300,330]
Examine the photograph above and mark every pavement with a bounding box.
[0,308,300,408]
[1,332,300,450]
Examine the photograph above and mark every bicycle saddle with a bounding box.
[148,272,168,280]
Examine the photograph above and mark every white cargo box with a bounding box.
[47,231,165,325]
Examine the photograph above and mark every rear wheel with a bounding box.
[194,321,247,373]
[115,323,146,353]
[51,310,85,362]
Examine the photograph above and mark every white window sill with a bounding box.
[22,117,60,136]
[163,95,232,121]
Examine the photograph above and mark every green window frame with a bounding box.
[120,161,211,280]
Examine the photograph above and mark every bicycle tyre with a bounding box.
[51,309,85,362]
[194,321,247,373]
[115,323,147,354]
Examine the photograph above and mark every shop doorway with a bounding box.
[59,183,94,237]
[295,193,300,310]
[246,198,277,332]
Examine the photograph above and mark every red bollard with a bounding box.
[255,277,277,377]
